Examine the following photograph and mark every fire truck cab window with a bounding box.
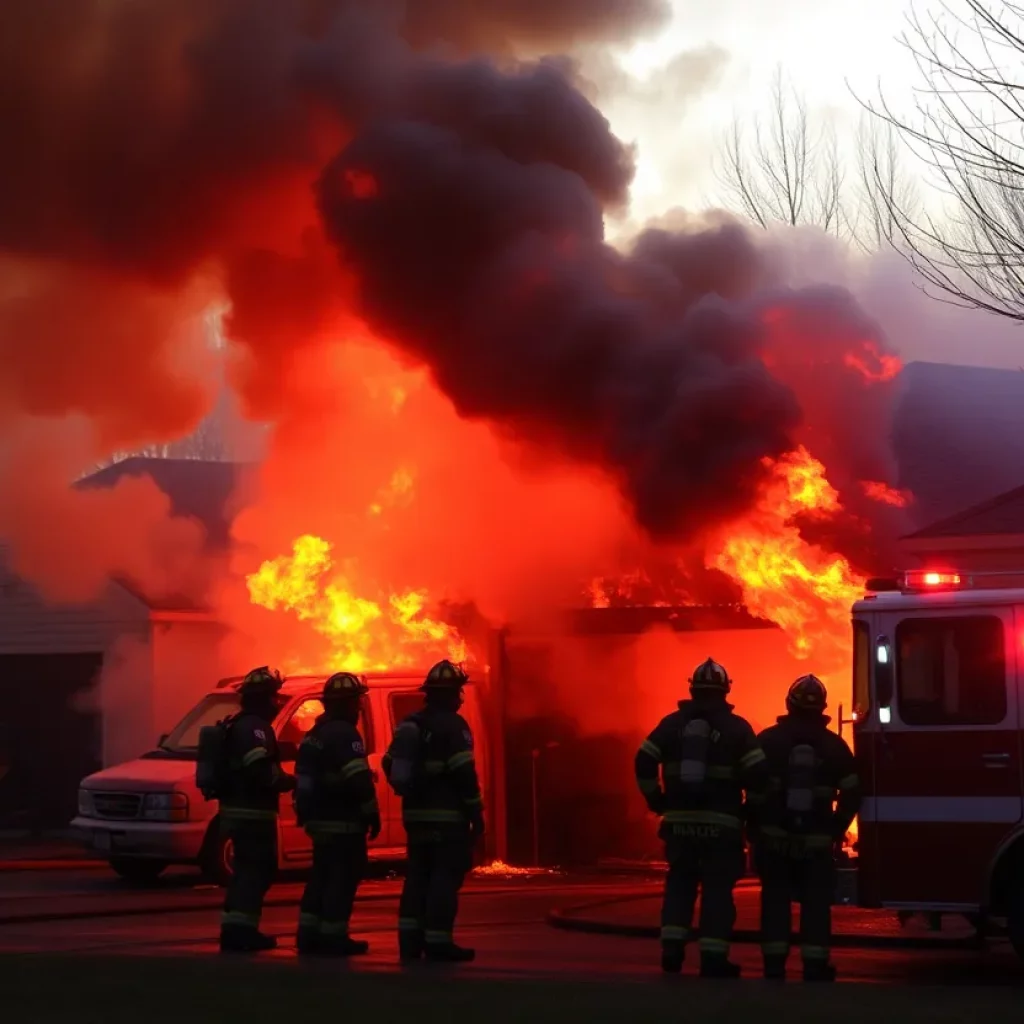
[852,620,871,717]
[277,697,374,755]
[390,691,425,728]
[895,616,1006,726]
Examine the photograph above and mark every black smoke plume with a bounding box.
[0,0,903,566]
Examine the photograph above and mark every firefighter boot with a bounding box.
[424,942,476,963]
[699,953,741,979]
[763,954,787,981]
[319,934,370,956]
[803,960,837,982]
[399,930,425,961]
[220,925,278,953]
[661,940,685,974]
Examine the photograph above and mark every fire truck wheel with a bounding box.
[199,821,234,888]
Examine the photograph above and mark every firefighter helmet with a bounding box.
[689,657,731,693]
[239,665,284,697]
[323,672,369,702]
[421,659,469,692]
[786,674,828,713]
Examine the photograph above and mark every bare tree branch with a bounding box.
[714,66,853,237]
[860,0,1024,320]
[855,114,923,251]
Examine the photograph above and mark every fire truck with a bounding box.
[852,568,1024,959]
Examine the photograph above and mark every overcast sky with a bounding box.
[600,0,925,218]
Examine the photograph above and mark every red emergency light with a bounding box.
[903,569,962,591]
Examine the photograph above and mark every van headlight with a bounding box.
[77,789,95,817]
[142,792,189,822]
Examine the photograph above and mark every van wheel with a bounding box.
[109,857,168,884]
[1007,872,1024,960]
[199,823,234,887]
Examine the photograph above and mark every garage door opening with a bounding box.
[0,652,102,832]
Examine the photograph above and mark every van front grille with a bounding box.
[91,792,142,820]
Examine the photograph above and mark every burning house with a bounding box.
[5,3,1024,863]
[5,353,1024,849]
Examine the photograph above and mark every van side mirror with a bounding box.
[875,635,894,722]
[157,733,168,747]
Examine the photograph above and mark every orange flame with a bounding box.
[289,699,322,734]
[587,568,677,609]
[368,468,415,517]
[843,342,901,382]
[245,533,466,674]
[861,480,910,508]
[706,447,866,690]
[588,579,611,609]
[472,859,557,878]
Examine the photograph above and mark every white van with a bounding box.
[71,671,489,885]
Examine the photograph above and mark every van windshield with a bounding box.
[153,694,243,757]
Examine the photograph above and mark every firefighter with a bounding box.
[295,672,382,956]
[219,666,295,953]
[634,657,768,978]
[383,659,484,963]
[749,674,862,981]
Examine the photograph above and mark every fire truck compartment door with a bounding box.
[868,604,1022,907]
